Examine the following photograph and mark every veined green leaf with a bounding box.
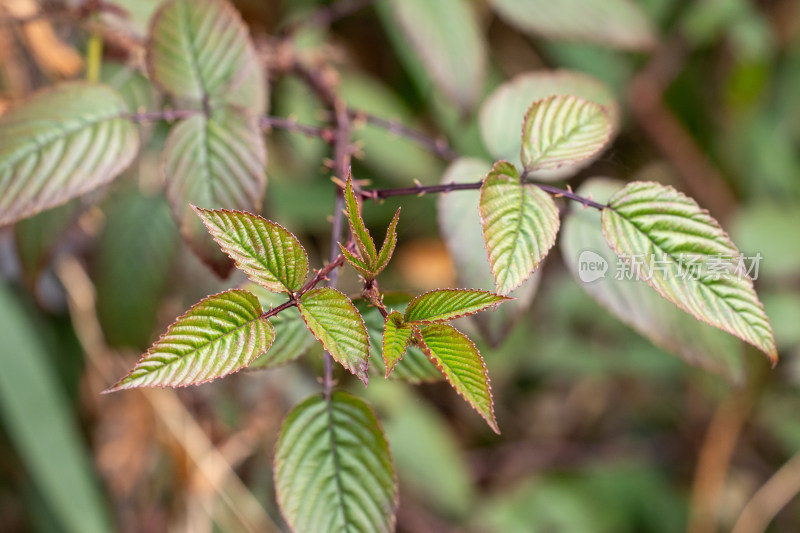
[561,178,744,382]
[340,245,374,279]
[405,289,510,324]
[345,174,377,266]
[164,106,266,276]
[0,82,138,225]
[359,299,442,383]
[105,289,274,391]
[602,181,777,363]
[148,0,251,100]
[194,208,308,293]
[521,95,612,172]
[274,392,397,533]
[246,285,316,369]
[416,324,498,433]
[438,158,541,345]
[375,208,401,274]
[222,37,268,114]
[479,70,619,172]
[480,161,560,294]
[488,0,657,51]
[383,312,413,376]
[377,0,487,110]
[298,288,370,385]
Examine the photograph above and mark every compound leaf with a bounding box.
[359,300,442,383]
[480,161,560,294]
[105,289,274,391]
[602,181,777,363]
[298,288,370,385]
[521,95,612,172]
[195,208,308,293]
[404,289,509,324]
[416,324,498,433]
[148,0,251,101]
[488,0,657,51]
[274,391,397,533]
[383,312,413,376]
[0,82,138,225]
[164,106,266,276]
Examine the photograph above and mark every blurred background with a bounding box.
[1,0,800,531]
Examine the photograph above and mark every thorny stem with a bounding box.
[292,59,353,398]
[345,109,458,161]
[360,179,607,210]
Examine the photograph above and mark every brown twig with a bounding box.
[125,109,335,140]
[292,59,353,397]
[360,180,607,210]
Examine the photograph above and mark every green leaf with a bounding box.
[274,391,397,533]
[345,174,377,266]
[521,95,613,172]
[163,106,266,276]
[602,181,777,363]
[438,158,541,345]
[14,200,80,287]
[359,299,442,383]
[0,82,139,225]
[246,285,316,369]
[375,208,401,274]
[105,289,274,391]
[194,208,308,293]
[340,245,375,279]
[383,312,413,376]
[405,289,510,324]
[561,178,744,382]
[376,0,487,110]
[479,70,619,171]
[147,0,252,101]
[488,0,657,51]
[298,288,370,385]
[415,324,499,433]
[96,188,179,349]
[222,37,268,114]
[480,161,560,295]
[0,284,111,533]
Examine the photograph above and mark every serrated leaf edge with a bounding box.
[193,206,309,293]
[404,288,512,325]
[413,325,499,433]
[298,287,371,385]
[104,289,272,392]
[602,181,777,363]
[520,94,613,172]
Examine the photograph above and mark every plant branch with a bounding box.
[346,109,458,161]
[292,59,353,398]
[360,180,607,210]
[125,109,336,140]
